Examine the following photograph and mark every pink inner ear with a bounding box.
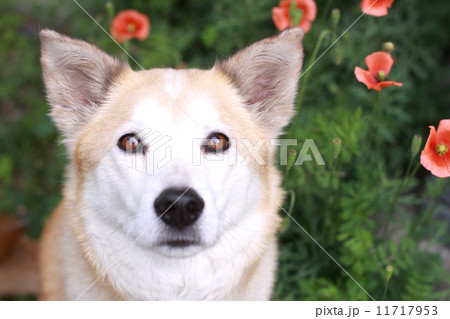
[64,62,114,108]
[73,81,101,107]
[245,74,273,106]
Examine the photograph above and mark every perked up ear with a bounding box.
[218,28,304,137]
[39,29,128,139]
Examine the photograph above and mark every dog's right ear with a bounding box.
[40,29,128,139]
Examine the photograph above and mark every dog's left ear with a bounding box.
[218,28,304,137]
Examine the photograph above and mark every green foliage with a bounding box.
[0,0,449,300]
[273,0,449,301]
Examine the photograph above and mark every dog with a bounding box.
[38,27,304,300]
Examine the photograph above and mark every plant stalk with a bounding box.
[289,29,332,136]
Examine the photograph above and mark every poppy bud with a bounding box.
[410,134,422,157]
[331,45,343,66]
[289,2,303,27]
[332,137,342,159]
[287,149,297,171]
[105,2,114,18]
[331,8,340,28]
[386,265,393,281]
[289,1,297,13]
[382,42,395,52]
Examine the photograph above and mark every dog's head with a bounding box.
[40,29,303,258]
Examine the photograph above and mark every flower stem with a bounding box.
[390,158,414,208]
[382,265,393,301]
[324,156,337,226]
[242,0,253,43]
[381,154,418,238]
[361,91,381,176]
[374,91,382,163]
[289,29,332,135]
[297,30,331,112]
[325,147,340,226]
[413,179,450,237]
[122,40,131,63]
[319,0,333,22]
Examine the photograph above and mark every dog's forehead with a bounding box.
[114,68,236,130]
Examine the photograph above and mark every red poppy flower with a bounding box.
[272,0,317,33]
[111,9,150,43]
[361,0,395,17]
[420,120,450,178]
[354,51,403,91]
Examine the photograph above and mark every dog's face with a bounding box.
[77,69,271,258]
[40,29,303,258]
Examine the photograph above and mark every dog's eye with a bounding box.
[118,134,140,153]
[204,132,230,153]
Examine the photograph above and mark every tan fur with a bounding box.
[38,202,64,300]
[39,28,303,300]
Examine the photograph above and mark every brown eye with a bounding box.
[205,132,230,153]
[118,133,140,152]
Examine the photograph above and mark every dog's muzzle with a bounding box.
[154,188,204,230]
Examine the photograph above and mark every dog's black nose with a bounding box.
[154,188,204,230]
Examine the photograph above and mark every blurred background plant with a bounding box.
[0,0,449,300]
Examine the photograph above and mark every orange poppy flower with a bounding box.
[111,9,150,43]
[420,120,450,178]
[272,0,317,33]
[354,51,403,91]
[361,0,395,17]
